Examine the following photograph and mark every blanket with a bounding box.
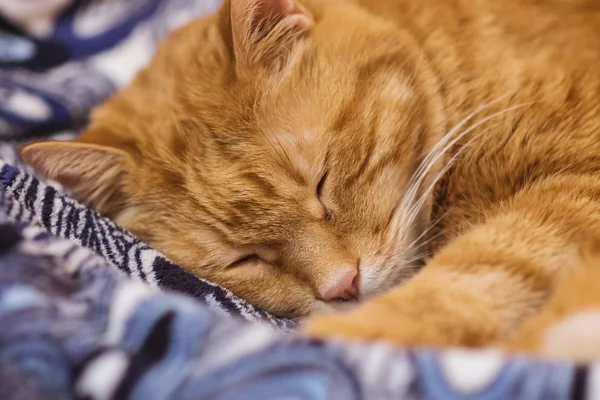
[0,1,595,398]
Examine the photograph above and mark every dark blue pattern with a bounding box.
[0,222,591,399]
[53,0,163,57]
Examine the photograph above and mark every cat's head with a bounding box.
[21,0,444,318]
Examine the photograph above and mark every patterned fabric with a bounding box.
[0,221,588,400]
[0,1,596,399]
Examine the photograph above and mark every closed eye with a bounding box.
[317,171,328,197]
[316,172,334,222]
[228,254,262,268]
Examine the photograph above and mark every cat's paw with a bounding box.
[303,305,422,346]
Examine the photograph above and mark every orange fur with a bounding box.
[504,247,600,363]
[19,0,600,360]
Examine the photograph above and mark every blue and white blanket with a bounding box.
[0,1,595,399]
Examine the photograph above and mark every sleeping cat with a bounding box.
[20,0,600,360]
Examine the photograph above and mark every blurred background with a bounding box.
[0,0,220,142]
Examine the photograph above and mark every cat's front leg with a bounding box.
[304,263,507,348]
[305,174,600,348]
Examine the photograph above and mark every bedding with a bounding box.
[0,1,595,398]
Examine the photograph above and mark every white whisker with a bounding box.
[382,98,537,282]
[408,229,445,256]
[399,151,461,237]
[406,211,447,250]
[402,252,432,266]
[395,94,512,221]
[388,253,431,283]
[385,97,505,243]
[396,101,536,241]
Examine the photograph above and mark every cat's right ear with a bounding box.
[20,138,130,213]
[219,0,314,73]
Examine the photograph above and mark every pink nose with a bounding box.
[320,264,359,301]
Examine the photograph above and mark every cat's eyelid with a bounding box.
[316,171,328,197]
[227,254,261,269]
[316,171,334,222]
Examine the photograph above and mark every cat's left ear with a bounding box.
[219,0,314,72]
[19,139,130,214]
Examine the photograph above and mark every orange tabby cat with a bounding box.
[19,0,600,360]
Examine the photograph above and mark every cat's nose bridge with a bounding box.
[287,224,361,300]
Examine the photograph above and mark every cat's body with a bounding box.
[365,0,600,248]
[505,250,600,363]
[20,0,600,362]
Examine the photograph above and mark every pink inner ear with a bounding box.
[258,0,303,19]
[254,0,311,29]
[229,0,313,69]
